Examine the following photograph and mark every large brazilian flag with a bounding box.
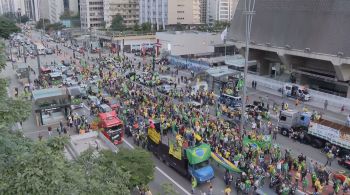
[186,144,211,165]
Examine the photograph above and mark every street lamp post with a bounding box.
[17,8,21,24]
[240,0,256,132]
[34,45,41,77]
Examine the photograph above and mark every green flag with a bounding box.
[237,79,244,90]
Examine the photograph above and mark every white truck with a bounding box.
[278,110,350,157]
[283,83,311,101]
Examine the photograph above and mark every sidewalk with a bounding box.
[253,84,347,125]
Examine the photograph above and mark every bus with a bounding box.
[34,42,46,55]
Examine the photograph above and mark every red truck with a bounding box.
[98,110,124,145]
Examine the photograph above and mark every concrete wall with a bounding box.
[157,31,223,56]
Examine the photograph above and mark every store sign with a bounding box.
[148,127,160,144]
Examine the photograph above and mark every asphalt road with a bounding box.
[3,30,346,195]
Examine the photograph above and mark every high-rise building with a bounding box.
[199,0,207,24]
[167,0,201,25]
[207,0,238,25]
[80,0,104,29]
[103,0,139,28]
[24,0,39,21]
[48,0,64,23]
[139,0,203,30]
[47,0,78,23]
[139,0,168,30]
[0,0,26,16]
[38,0,49,20]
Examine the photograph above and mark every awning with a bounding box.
[225,55,257,68]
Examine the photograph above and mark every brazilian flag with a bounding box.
[236,79,244,90]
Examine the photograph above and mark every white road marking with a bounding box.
[123,139,191,195]
[123,138,135,149]
[83,103,91,111]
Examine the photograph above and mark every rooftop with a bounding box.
[32,88,67,101]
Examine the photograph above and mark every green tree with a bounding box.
[46,22,64,31]
[213,20,230,31]
[175,23,184,31]
[0,42,6,71]
[0,79,31,130]
[0,138,83,195]
[111,148,155,188]
[35,18,50,30]
[0,16,20,39]
[141,22,152,32]
[77,149,131,194]
[110,14,125,31]
[18,15,29,23]
[133,23,140,31]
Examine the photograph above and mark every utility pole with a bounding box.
[240,0,256,132]
[35,45,41,77]
[23,45,26,63]
[152,46,156,71]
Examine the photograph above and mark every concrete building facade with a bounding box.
[80,0,104,29]
[228,0,350,98]
[156,31,223,56]
[48,0,64,23]
[0,0,26,16]
[103,0,139,28]
[139,0,205,31]
[24,0,39,21]
[38,0,49,19]
[167,0,201,25]
[139,0,168,30]
[207,0,238,25]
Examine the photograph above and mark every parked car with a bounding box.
[87,85,99,95]
[87,96,100,106]
[45,48,54,55]
[103,97,119,110]
[98,104,112,113]
[63,77,78,86]
[62,60,71,66]
[157,84,173,95]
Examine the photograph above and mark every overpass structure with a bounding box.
[227,0,350,97]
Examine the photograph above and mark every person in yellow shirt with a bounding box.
[224,185,231,195]
[295,171,301,187]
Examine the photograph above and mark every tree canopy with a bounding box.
[141,22,152,32]
[110,14,125,31]
[18,15,29,23]
[0,16,20,39]
[35,19,50,30]
[0,40,155,194]
[101,148,155,188]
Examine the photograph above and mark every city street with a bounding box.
[3,30,347,195]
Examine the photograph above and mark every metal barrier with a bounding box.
[247,74,350,111]
[167,56,210,72]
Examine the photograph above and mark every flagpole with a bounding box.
[224,39,227,61]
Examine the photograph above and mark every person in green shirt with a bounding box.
[302,177,308,192]
[191,177,197,194]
